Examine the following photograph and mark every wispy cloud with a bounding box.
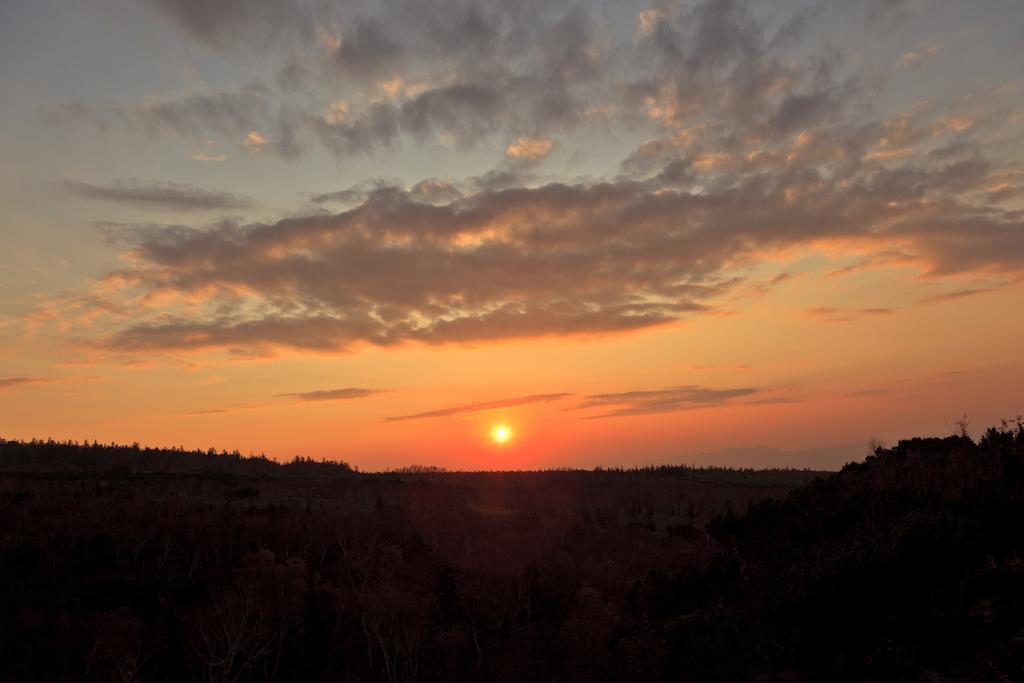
[279,387,381,402]
[575,385,758,418]
[746,396,801,405]
[0,376,40,391]
[65,179,252,211]
[804,307,895,322]
[186,386,381,414]
[827,251,914,278]
[0,375,101,391]
[922,287,998,304]
[386,393,572,422]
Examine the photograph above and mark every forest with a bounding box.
[1,421,1022,682]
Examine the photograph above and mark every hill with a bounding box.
[1,423,1021,681]
[629,420,1024,681]
[0,437,819,682]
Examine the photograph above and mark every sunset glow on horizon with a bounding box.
[1,0,1022,470]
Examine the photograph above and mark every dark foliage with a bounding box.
[0,437,814,682]
[629,420,1024,682]
[2,424,1020,681]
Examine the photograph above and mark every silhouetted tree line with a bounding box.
[0,435,811,682]
[3,423,1019,681]
[624,418,1024,681]
[0,437,353,477]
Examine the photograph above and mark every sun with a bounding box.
[490,424,512,445]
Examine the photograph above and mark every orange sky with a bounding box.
[4,265,1022,470]
[1,0,1022,469]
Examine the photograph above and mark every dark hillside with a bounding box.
[627,421,1024,681]
[0,437,818,682]
[3,426,1020,681]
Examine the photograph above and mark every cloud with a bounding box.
[57,359,98,368]
[38,99,108,129]
[333,17,403,82]
[895,44,941,69]
[145,0,313,49]
[746,396,801,405]
[310,180,390,205]
[386,393,571,422]
[66,180,252,212]
[827,250,914,277]
[506,137,554,160]
[847,389,889,398]
[312,81,509,155]
[921,287,998,304]
[400,84,503,145]
[118,82,308,159]
[51,2,609,160]
[242,131,267,150]
[575,385,758,418]
[865,0,912,30]
[0,377,39,391]
[183,386,379,415]
[279,387,380,402]
[74,178,754,354]
[637,7,667,37]
[30,0,961,174]
[0,376,100,391]
[804,307,895,322]
[31,0,1024,356]
[47,138,1024,355]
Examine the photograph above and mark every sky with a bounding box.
[1,0,1022,470]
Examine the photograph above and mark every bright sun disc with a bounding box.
[490,424,512,444]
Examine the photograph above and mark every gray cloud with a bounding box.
[847,388,889,398]
[575,385,758,418]
[51,0,610,160]
[400,84,502,145]
[40,85,307,161]
[65,139,1024,355]
[279,387,381,402]
[308,179,404,206]
[31,0,1024,355]
[804,307,895,322]
[0,376,98,391]
[42,0,1012,182]
[66,180,252,212]
[87,178,749,353]
[334,17,403,81]
[865,0,912,30]
[386,392,572,422]
[0,376,38,391]
[921,287,999,304]
[123,83,309,159]
[145,0,314,49]
[38,99,109,130]
[311,103,400,157]
[129,82,269,136]
[746,396,802,405]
